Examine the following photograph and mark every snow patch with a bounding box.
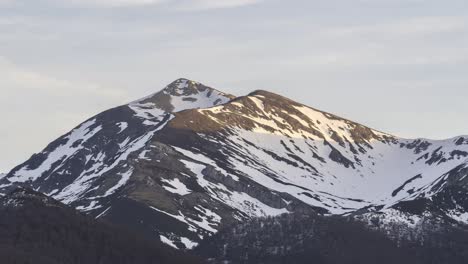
[160,235,178,249]
[10,119,102,183]
[180,237,198,249]
[116,122,128,133]
[447,210,468,224]
[162,178,192,196]
[103,168,134,197]
[76,200,102,212]
[180,158,289,218]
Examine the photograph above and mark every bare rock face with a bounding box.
[2,78,468,250]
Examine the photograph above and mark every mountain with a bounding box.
[0,187,203,264]
[2,78,468,249]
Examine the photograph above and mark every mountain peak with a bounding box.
[248,89,283,97]
[247,89,297,103]
[162,78,202,96]
[132,79,235,113]
[161,78,235,99]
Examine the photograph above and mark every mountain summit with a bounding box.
[2,79,468,249]
[133,78,234,112]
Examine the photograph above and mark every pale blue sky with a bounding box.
[1,0,468,171]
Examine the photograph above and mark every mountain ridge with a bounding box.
[247,89,397,138]
[2,78,468,249]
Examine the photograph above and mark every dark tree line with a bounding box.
[0,188,204,264]
[195,212,468,264]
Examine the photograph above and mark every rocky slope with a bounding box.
[2,78,468,249]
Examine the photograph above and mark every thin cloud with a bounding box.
[0,0,168,8]
[326,16,468,38]
[0,57,127,98]
[0,0,14,6]
[177,0,263,10]
[7,0,263,9]
[55,0,167,7]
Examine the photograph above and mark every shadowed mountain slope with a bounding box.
[0,187,204,264]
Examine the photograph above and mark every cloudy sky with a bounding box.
[1,0,467,172]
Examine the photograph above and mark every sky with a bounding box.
[1,0,467,172]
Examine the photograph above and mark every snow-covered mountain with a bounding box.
[2,78,468,249]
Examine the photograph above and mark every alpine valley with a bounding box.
[2,79,468,263]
